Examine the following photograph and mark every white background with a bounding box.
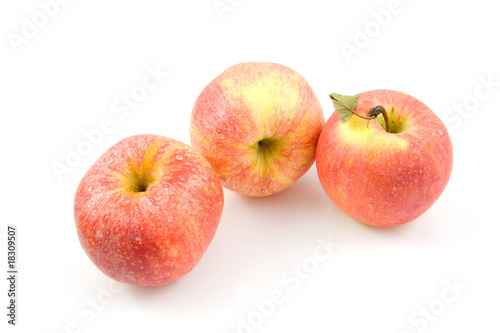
[1,0,499,332]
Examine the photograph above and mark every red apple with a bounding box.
[190,62,325,197]
[74,134,224,286]
[316,90,453,227]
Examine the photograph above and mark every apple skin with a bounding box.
[74,134,224,286]
[190,62,325,197]
[316,90,453,227]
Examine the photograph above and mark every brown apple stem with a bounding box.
[367,105,390,133]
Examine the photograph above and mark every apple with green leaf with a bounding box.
[74,134,224,286]
[190,62,325,197]
[316,90,453,227]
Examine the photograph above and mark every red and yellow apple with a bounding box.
[316,90,453,227]
[190,62,325,197]
[74,134,224,286]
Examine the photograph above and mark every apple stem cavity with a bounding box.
[126,170,155,193]
[252,137,285,177]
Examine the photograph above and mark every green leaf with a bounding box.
[329,93,359,124]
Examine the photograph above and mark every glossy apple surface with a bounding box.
[74,134,224,286]
[316,90,453,227]
[190,62,324,197]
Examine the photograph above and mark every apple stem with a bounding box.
[367,105,390,133]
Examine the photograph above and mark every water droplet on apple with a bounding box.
[176,155,184,160]
[104,157,114,164]
[87,186,93,191]
[167,216,174,222]
[367,197,374,209]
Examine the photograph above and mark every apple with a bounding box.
[316,90,453,227]
[74,134,224,286]
[190,62,325,197]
